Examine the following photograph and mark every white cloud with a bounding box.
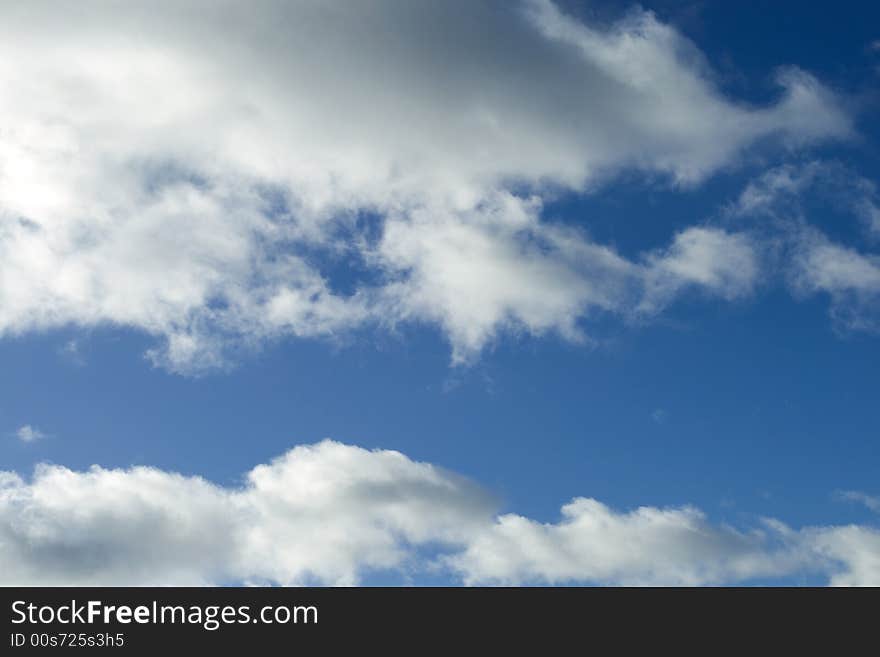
[375,194,636,361]
[725,162,880,332]
[377,202,760,360]
[523,1,849,183]
[1,440,878,586]
[0,441,495,586]
[808,526,880,586]
[14,425,47,443]
[449,499,805,586]
[789,230,880,332]
[0,1,852,371]
[796,241,880,293]
[640,227,760,312]
[729,162,824,218]
[729,161,880,236]
[837,491,880,513]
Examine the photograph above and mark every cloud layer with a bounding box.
[1,440,877,586]
[0,0,851,371]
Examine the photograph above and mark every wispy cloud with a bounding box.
[651,409,668,424]
[57,339,86,366]
[15,425,47,443]
[727,161,880,237]
[837,490,880,513]
[725,162,880,334]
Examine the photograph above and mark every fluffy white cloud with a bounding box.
[807,526,880,587]
[0,1,851,371]
[374,195,626,362]
[523,1,849,182]
[0,441,495,585]
[1,440,878,586]
[0,463,237,585]
[376,196,758,361]
[449,499,804,586]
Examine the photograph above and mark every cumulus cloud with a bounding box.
[449,499,805,586]
[0,441,495,586]
[807,526,880,586]
[376,196,760,361]
[1,440,877,586]
[0,0,851,371]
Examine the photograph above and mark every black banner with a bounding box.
[1,587,875,652]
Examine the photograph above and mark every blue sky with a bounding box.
[1,0,879,586]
